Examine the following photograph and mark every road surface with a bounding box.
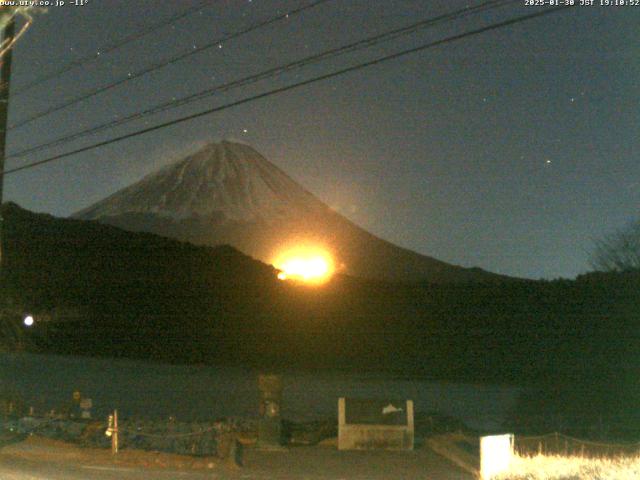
[0,435,474,479]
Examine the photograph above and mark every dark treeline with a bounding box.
[2,203,639,436]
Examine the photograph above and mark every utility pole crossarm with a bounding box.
[0,16,15,268]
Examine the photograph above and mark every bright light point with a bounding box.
[480,434,514,480]
[23,315,34,327]
[273,246,334,284]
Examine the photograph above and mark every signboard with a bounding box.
[80,397,92,419]
[338,397,414,450]
[344,398,408,425]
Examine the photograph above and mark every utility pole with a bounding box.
[0,16,15,269]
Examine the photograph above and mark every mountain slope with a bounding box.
[74,141,508,283]
[75,141,327,223]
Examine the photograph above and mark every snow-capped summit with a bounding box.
[75,141,327,223]
[75,141,508,283]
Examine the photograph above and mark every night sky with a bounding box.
[3,0,638,280]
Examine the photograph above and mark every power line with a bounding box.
[1,5,574,179]
[8,0,216,96]
[8,0,333,130]
[7,0,517,161]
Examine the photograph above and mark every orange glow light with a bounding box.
[273,246,334,284]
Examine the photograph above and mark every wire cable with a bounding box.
[6,0,517,160]
[7,0,216,96]
[8,0,333,130]
[1,5,574,179]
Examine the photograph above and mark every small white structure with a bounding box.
[480,433,514,479]
[338,397,414,450]
[80,398,93,419]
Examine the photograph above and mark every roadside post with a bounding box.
[113,410,119,454]
[106,410,119,454]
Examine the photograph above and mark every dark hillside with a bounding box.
[2,203,638,414]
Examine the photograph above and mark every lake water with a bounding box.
[0,352,520,431]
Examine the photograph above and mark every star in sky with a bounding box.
[5,0,637,280]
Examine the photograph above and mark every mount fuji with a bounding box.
[74,141,505,283]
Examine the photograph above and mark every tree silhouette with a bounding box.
[591,219,640,272]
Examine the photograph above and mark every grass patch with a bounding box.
[496,453,640,479]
